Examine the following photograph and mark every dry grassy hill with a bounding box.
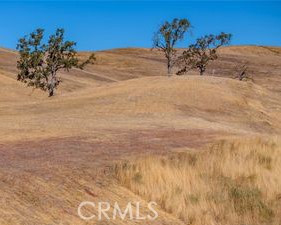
[0,46,281,225]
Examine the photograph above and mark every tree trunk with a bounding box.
[48,87,54,97]
[239,71,246,81]
[168,65,172,76]
[48,79,54,97]
[48,71,56,97]
[167,58,172,76]
[199,67,205,75]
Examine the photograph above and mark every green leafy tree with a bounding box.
[153,18,191,75]
[177,32,232,75]
[17,28,95,97]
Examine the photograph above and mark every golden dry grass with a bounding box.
[219,45,281,56]
[1,46,281,224]
[115,137,281,225]
[1,75,280,142]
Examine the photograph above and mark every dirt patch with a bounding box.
[0,128,221,172]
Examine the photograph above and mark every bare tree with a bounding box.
[153,18,191,76]
[177,32,232,75]
[233,63,252,81]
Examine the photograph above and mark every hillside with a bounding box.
[2,45,281,93]
[1,46,281,224]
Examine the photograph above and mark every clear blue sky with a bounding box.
[0,1,280,51]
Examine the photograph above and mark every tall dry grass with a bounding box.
[115,138,281,225]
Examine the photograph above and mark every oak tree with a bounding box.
[177,32,232,75]
[17,28,95,96]
[153,18,191,75]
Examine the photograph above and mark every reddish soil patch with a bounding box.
[0,128,221,174]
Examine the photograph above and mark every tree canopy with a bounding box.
[153,18,191,75]
[177,32,232,75]
[17,28,95,96]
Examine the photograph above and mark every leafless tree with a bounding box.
[233,63,252,81]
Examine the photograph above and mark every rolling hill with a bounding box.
[0,46,281,224]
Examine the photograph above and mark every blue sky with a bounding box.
[0,1,280,51]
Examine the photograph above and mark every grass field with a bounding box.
[116,138,281,225]
[1,46,281,224]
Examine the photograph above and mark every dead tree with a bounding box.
[234,63,252,81]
